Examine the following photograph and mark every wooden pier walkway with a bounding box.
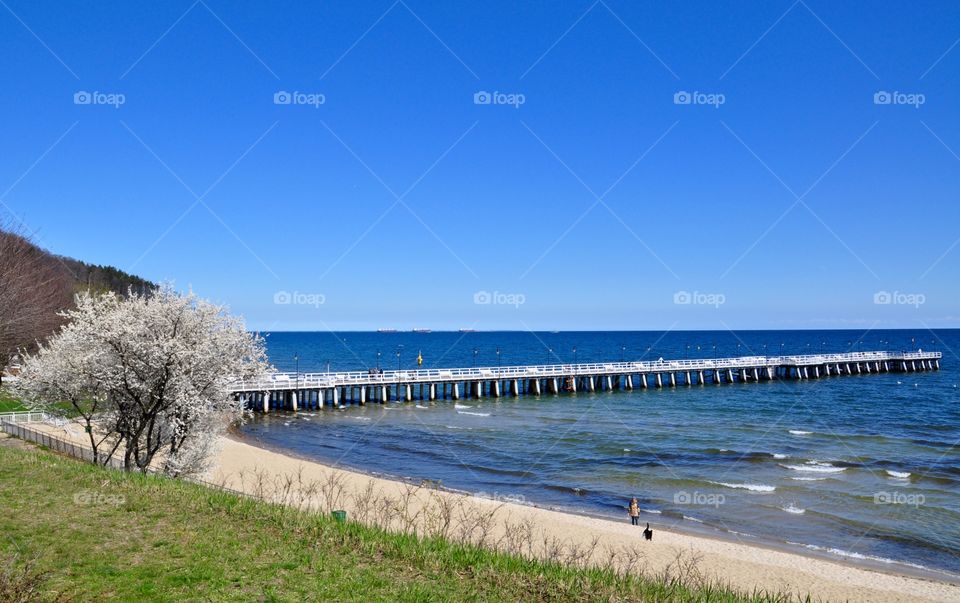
[230,350,942,412]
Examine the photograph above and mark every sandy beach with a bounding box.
[204,433,959,603]
[20,419,960,602]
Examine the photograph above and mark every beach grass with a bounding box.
[0,440,807,603]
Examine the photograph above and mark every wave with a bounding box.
[795,543,931,572]
[781,504,805,514]
[683,515,704,523]
[454,403,472,409]
[444,424,471,430]
[771,453,788,459]
[788,430,812,436]
[352,416,372,421]
[790,476,827,481]
[415,405,429,409]
[709,481,776,492]
[886,470,912,479]
[780,462,846,474]
[457,411,490,417]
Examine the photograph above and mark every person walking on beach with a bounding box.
[628,497,640,525]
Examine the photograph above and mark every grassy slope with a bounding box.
[0,443,797,602]
[0,388,26,412]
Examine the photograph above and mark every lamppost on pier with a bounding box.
[573,347,578,371]
[820,341,825,354]
[546,348,552,364]
[736,343,741,357]
[473,348,479,368]
[621,344,626,363]
[376,350,381,371]
[712,343,717,359]
[294,354,299,388]
[779,342,784,356]
[684,344,689,359]
[496,348,502,374]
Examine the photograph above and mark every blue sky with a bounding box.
[2,0,958,331]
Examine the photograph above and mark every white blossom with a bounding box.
[15,285,268,475]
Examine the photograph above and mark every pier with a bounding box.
[230,350,942,412]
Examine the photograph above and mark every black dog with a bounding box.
[643,523,653,541]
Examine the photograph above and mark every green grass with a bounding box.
[0,388,26,412]
[0,443,803,602]
[0,389,81,417]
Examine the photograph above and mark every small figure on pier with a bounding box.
[643,523,653,540]
[628,497,640,525]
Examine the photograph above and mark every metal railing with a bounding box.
[229,350,941,392]
[0,411,50,423]
[1,420,125,470]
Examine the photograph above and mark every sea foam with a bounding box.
[780,462,846,474]
[709,481,776,492]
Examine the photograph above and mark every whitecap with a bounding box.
[457,411,490,417]
[886,470,911,479]
[352,416,372,421]
[683,515,704,523]
[415,405,429,409]
[800,544,930,571]
[709,481,775,492]
[781,504,805,514]
[454,403,472,409]
[771,453,788,459]
[780,463,846,474]
[789,430,812,436]
[640,508,661,514]
[444,425,472,430]
[623,448,631,452]
[790,476,827,481]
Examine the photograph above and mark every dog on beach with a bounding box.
[643,523,653,540]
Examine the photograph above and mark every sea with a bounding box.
[238,329,960,578]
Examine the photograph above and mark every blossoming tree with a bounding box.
[15,286,268,476]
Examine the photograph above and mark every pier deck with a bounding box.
[231,350,942,411]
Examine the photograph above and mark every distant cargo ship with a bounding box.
[458,328,476,333]
[412,328,432,333]
[376,328,398,333]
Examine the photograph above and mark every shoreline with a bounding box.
[229,426,959,586]
[211,431,960,602]
[19,418,960,601]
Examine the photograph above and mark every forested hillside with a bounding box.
[0,224,155,373]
